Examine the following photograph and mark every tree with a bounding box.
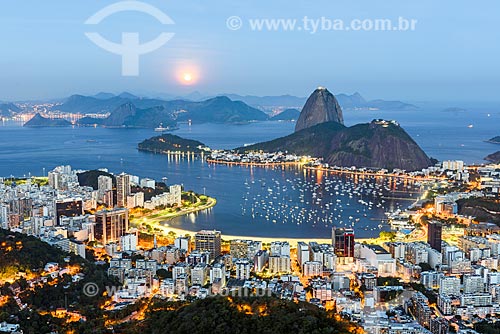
[156,269,169,279]
[418,262,432,272]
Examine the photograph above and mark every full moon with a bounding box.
[176,67,199,85]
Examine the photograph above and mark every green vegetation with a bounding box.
[138,134,208,154]
[77,169,116,190]
[475,320,500,334]
[418,262,433,272]
[377,277,402,286]
[237,121,346,155]
[379,231,397,241]
[3,177,48,187]
[409,283,437,304]
[118,296,360,334]
[0,229,70,280]
[0,229,120,334]
[238,120,431,171]
[457,197,500,225]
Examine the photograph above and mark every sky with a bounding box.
[0,0,499,102]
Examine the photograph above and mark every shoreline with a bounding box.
[140,222,380,245]
[206,158,304,167]
[303,165,441,181]
[136,210,377,245]
[130,196,217,226]
[138,148,207,156]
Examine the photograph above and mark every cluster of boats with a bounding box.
[239,169,423,234]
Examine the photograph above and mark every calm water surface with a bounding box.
[0,103,499,238]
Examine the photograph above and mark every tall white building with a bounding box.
[302,261,322,277]
[463,274,484,294]
[97,175,113,199]
[359,244,396,277]
[270,241,290,257]
[439,276,460,296]
[120,233,138,252]
[191,263,209,286]
[175,236,191,252]
[269,255,291,274]
[297,242,310,266]
[235,259,251,280]
[116,173,131,208]
[442,160,464,172]
[210,263,226,286]
[140,178,156,189]
[126,192,144,209]
[253,250,269,272]
[420,271,444,289]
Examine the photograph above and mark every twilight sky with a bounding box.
[1,0,499,101]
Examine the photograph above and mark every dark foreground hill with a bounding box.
[239,120,432,171]
[119,296,361,334]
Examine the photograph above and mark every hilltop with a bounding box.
[239,120,432,171]
[138,134,208,154]
[295,87,344,131]
[23,113,71,127]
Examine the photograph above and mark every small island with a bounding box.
[23,113,72,127]
[486,136,500,144]
[138,134,210,154]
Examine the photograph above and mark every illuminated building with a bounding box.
[116,173,130,207]
[332,227,355,258]
[428,222,442,252]
[94,208,129,244]
[195,230,221,260]
[55,199,83,223]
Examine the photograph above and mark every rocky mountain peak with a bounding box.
[295,87,344,132]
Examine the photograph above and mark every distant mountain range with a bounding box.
[53,91,417,114]
[2,90,419,128]
[221,92,417,111]
[71,95,268,127]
